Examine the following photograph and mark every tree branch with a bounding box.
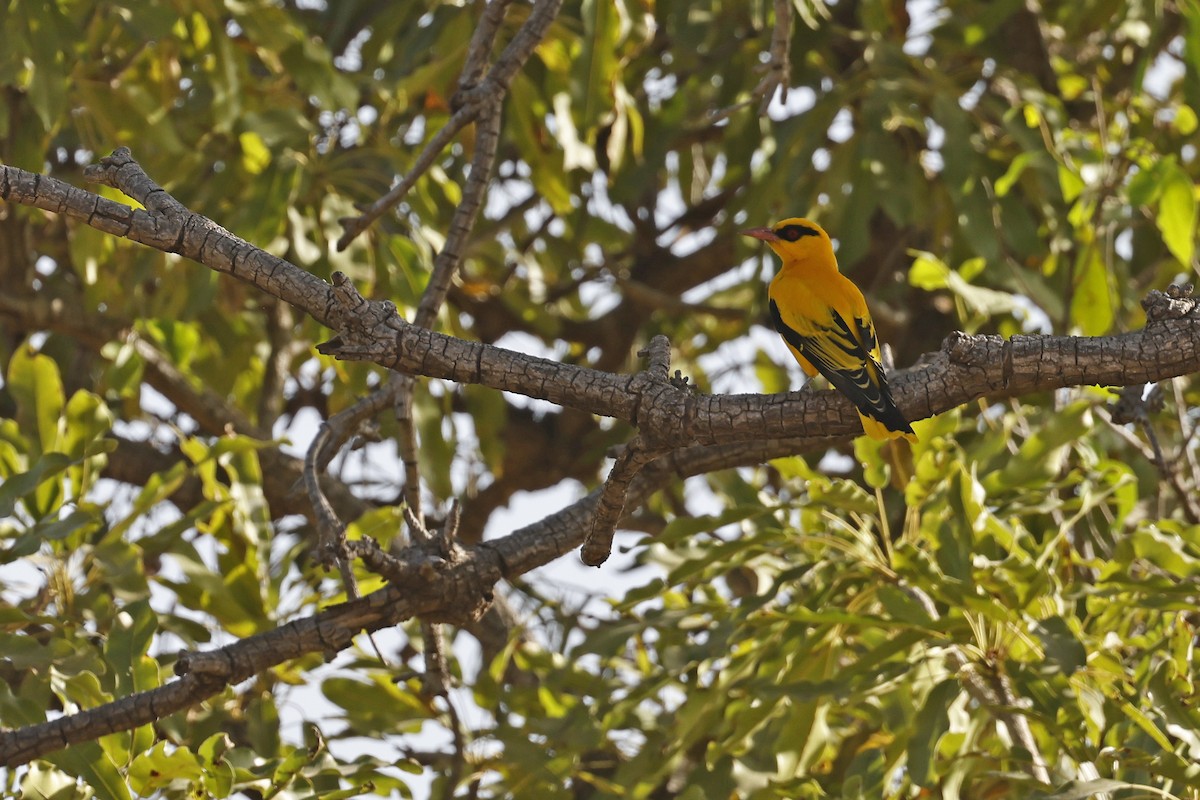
[710,0,793,121]
[0,534,502,767]
[7,147,1200,771]
[319,290,1200,448]
[5,154,1200,457]
[581,336,675,566]
[581,437,664,567]
[336,0,562,250]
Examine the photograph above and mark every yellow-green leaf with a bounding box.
[1156,165,1197,266]
[1070,247,1114,335]
[8,347,64,456]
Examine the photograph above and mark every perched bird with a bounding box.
[742,217,916,442]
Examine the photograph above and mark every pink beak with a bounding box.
[741,227,779,242]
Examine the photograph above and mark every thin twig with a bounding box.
[303,423,359,593]
[899,584,1051,785]
[337,0,563,250]
[459,0,515,92]
[258,299,303,428]
[405,505,433,545]
[1171,377,1200,484]
[394,374,425,526]
[709,0,792,122]
[479,0,564,90]
[414,97,504,328]
[336,108,477,250]
[1108,385,1200,523]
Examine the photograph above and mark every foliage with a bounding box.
[2,0,1200,798]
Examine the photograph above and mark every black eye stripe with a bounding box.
[776,224,819,241]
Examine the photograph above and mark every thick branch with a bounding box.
[0,153,342,331]
[320,291,1200,447]
[6,157,1200,457]
[9,317,1193,767]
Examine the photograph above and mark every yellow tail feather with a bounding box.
[859,413,917,444]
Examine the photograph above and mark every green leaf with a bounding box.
[17,763,76,799]
[32,508,101,543]
[322,676,428,735]
[908,678,961,787]
[63,390,114,461]
[1033,616,1087,674]
[238,129,272,175]
[21,4,70,131]
[1156,163,1197,266]
[1127,159,1165,207]
[0,451,74,518]
[945,269,1018,321]
[1173,104,1198,135]
[577,0,620,132]
[1070,247,1114,336]
[142,320,202,372]
[1125,525,1200,578]
[1045,779,1156,800]
[128,742,203,795]
[1058,163,1085,202]
[8,346,65,456]
[1116,700,1175,751]
[105,600,157,695]
[47,741,132,800]
[908,250,951,291]
[994,151,1035,197]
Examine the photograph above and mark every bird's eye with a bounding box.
[776,224,817,242]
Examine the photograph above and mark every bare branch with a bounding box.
[1,154,341,330]
[335,108,477,250]
[581,437,665,567]
[303,422,358,591]
[581,337,676,565]
[320,306,1200,450]
[459,0,516,92]
[414,97,503,329]
[405,504,434,544]
[709,0,792,122]
[337,0,562,250]
[83,147,186,215]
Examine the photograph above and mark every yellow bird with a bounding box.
[742,218,916,442]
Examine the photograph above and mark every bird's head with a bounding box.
[741,217,831,263]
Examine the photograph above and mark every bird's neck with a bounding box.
[778,252,840,278]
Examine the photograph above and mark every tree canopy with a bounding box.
[3,0,1200,797]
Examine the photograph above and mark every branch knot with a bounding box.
[316,272,406,358]
[1143,286,1199,324]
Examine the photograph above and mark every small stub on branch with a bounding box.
[636,334,673,383]
[581,438,663,567]
[1143,286,1199,323]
